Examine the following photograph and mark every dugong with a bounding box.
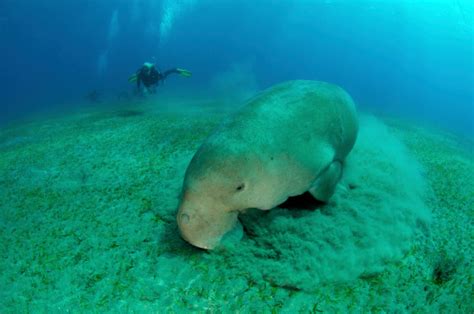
[177,80,358,249]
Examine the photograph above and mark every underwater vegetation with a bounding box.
[0,95,472,312]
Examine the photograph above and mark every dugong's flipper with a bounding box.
[309,161,342,202]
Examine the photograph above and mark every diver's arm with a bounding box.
[161,68,180,79]
[137,76,141,89]
[135,68,143,89]
[169,68,191,78]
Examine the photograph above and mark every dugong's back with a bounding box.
[221,80,358,162]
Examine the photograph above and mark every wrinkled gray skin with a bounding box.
[177,80,358,249]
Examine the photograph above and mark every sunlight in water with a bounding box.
[107,9,119,43]
[159,0,196,45]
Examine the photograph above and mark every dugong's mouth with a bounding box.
[177,206,241,250]
[176,210,219,250]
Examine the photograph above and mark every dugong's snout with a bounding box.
[177,207,211,250]
[177,200,239,250]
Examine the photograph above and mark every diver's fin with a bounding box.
[176,68,192,77]
[128,74,138,83]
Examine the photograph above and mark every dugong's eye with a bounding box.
[236,183,245,192]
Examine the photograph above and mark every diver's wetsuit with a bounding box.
[136,66,181,91]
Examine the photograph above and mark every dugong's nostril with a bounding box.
[180,213,190,224]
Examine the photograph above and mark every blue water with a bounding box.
[1,0,473,135]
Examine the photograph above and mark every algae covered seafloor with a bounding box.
[0,99,472,313]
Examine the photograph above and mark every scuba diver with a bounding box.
[128,62,192,94]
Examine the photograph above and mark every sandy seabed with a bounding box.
[0,98,472,313]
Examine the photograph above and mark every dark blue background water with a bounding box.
[1,0,472,136]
